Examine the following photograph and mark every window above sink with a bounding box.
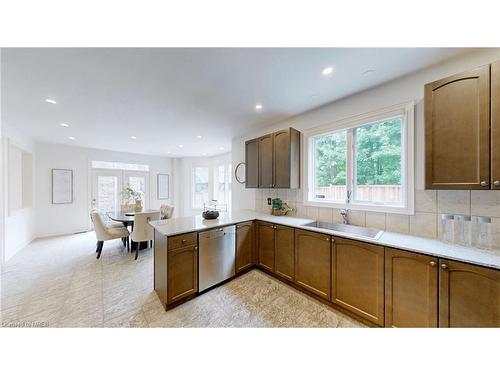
[303,102,415,215]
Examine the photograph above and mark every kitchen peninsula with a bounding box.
[150,210,500,327]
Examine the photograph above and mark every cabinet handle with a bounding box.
[480,181,488,187]
[441,263,448,270]
[429,261,436,267]
[494,181,500,187]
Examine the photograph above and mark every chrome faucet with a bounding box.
[340,209,349,224]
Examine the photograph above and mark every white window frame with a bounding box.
[192,166,210,209]
[303,102,415,215]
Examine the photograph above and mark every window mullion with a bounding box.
[346,129,354,204]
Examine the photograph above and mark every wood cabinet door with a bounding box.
[257,221,275,271]
[332,238,385,325]
[245,138,259,188]
[258,134,274,188]
[439,259,500,327]
[167,245,198,305]
[274,225,294,280]
[425,65,490,189]
[236,221,254,273]
[295,229,331,300]
[273,129,291,188]
[492,61,500,189]
[385,248,438,327]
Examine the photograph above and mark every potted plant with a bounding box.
[121,187,143,212]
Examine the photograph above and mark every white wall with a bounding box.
[232,48,500,210]
[35,142,173,237]
[2,124,36,262]
[0,48,4,264]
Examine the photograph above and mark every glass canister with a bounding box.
[472,216,492,249]
[440,214,455,243]
[454,215,472,247]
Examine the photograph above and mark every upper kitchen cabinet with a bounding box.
[491,61,500,190]
[425,65,490,189]
[245,127,301,188]
[245,138,259,188]
[259,133,274,188]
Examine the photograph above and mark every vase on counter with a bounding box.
[134,199,143,212]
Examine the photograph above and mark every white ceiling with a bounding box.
[1,48,469,157]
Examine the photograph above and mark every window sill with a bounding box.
[304,199,414,215]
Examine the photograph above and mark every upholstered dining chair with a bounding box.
[130,211,160,260]
[160,204,174,219]
[90,211,130,259]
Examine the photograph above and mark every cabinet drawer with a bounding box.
[168,232,197,250]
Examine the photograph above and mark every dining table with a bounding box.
[107,209,160,251]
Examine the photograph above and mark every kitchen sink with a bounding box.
[303,221,383,240]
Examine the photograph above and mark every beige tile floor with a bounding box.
[0,232,366,328]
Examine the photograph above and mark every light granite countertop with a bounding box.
[150,210,500,270]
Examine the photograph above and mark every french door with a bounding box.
[91,169,149,213]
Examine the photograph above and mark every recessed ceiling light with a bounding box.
[363,69,375,77]
[202,153,207,156]
[167,151,171,154]
[322,66,334,76]
[255,104,263,110]
[45,98,57,104]
[68,136,76,140]
[60,123,69,127]
[130,136,137,140]
[178,145,184,148]
[219,147,225,151]
[196,135,202,139]
[309,94,319,100]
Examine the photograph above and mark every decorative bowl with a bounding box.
[202,210,220,220]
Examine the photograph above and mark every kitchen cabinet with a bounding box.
[167,243,198,305]
[385,248,438,328]
[425,65,490,189]
[245,138,259,188]
[257,221,275,271]
[245,127,300,188]
[258,134,274,188]
[331,238,385,325]
[439,259,500,327]
[274,224,295,281]
[273,128,301,188]
[236,221,255,273]
[492,61,500,189]
[295,229,331,300]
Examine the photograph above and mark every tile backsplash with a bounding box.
[254,188,500,248]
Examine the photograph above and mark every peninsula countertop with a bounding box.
[149,210,500,270]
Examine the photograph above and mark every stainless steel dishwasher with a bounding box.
[198,225,236,292]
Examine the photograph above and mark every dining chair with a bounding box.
[130,211,160,260]
[160,204,175,219]
[90,211,130,259]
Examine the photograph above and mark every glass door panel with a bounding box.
[91,170,123,213]
[124,171,149,208]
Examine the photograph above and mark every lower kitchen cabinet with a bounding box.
[332,238,385,325]
[439,259,500,327]
[257,221,275,272]
[236,221,254,273]
[167,244,198,305]
[295,229,331,300]
[274,225,295,281]
[385,248,438,328]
